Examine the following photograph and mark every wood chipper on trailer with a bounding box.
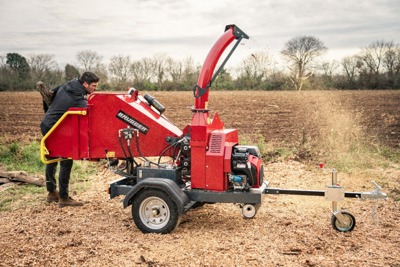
[41,25,387,234]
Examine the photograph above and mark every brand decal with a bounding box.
[116,110,149,134]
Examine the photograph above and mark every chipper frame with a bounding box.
[41,25,387,234]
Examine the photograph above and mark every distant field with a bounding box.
[0,90,399,149]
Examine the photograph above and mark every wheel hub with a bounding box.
[152,207,160,216]
[139,197,170,230]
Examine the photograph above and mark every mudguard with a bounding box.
[122,178,189,214]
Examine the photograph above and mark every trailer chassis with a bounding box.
[109,168,387,233]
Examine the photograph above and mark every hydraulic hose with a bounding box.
[157,141,181,165]
[134,131,163,167]
[118,134,129,171]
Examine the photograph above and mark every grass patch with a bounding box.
[316,141,400,173]
[0,141,44,173]
[0,184,43,211]
[379,147,400,166]
[0,141,98,211]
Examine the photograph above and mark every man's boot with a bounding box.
[58,196,83,208]
[46,191,59,203]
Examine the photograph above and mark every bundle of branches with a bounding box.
[0,170,44,192]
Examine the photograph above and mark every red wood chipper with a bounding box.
[41,25,387,233]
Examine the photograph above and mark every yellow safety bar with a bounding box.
[40,110,87,164]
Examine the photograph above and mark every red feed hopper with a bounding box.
[41,91,182,162]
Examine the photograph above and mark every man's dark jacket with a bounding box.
[40,79,88,134]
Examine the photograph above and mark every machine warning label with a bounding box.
[116,110,149,134]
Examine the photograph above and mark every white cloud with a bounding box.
[0,0,399,68]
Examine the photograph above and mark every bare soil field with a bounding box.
[1,90,399,148]
[0,90,399,266]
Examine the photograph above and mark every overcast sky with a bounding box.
[1,0,399,69]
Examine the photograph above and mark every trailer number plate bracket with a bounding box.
[325,186,345,201]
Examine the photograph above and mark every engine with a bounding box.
[170,137,265,191]
[230,145,264,190]
[166,137,264,192]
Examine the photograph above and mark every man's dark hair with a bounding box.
[79,72,100,84]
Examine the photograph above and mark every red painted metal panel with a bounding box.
[87,92,182,159]
[45,108,88,160]
[44,92,182,161]
[190,114,229,189]
[248,154,263,188]
[205,154,225,191]
[78,111,89,159]
[190,25,242,190]
[195,26,236,110]
[189,145,207,189]
[70,115,79,159]
[205,131,226,191]
[201,129,238,191]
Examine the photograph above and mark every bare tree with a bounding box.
[342,56,361,81]
[281,36,327,90]
[237,51,270,89]
[321,60,339,77]
[131,57,153,85]
[28,54,58,80]
[166,57,183,83]
[182,56,198,87]
[108,55,132,87]
[359,40,389,74]
[382,41,400,87]
[152,53,167,89]
[0,54,6,67]
[76,50,103,72]
[358,40,397,88]
[0,54,12,89]
[316,60,339,89]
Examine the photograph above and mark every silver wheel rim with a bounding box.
[139,196,170,230]
[242,204,256,218]
[335,214,354,231]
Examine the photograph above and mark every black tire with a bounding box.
[132,188,180,234]
[331,211,356,232]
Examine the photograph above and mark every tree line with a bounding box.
[1,36,399,91]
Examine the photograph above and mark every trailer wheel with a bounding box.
[331,211,356,232]
[132,189,180,234]
[241,204,257,219]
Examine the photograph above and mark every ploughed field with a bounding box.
[0,90,399,266]
[0,90,399,148]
